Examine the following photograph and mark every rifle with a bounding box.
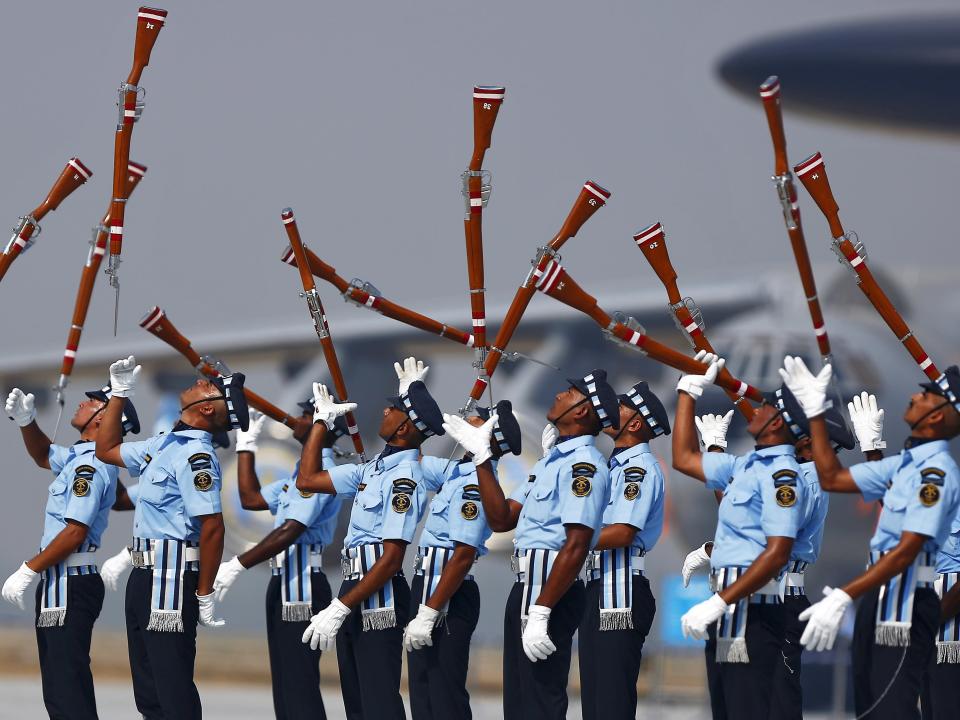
[634,221,755,419]
[794,151,939,380]
[464,180,610,412]
[533,258,763,402]
[461,86,505,381]
[281,245,475,347]
[0,158,92,283]
[759,77,832,364]
[281,208,366,461]
[106,7,167,334]
[139,306,298,428]
[53,162,147,437]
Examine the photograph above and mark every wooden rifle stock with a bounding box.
[57,163,147,392]
[139,306,296,428]
[0,158,92,282]
[534,259,764,402]
[281,209,366,461]
[281,246,475,346]
[467,180,610,406]
[463,86,505,361]
[634,222,755,419]
[794,152,940,380]
[758,77,832,362]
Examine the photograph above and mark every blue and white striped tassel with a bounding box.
[873,551,932,647]
[520,549,557,632]
[280,544,315,622]
[715,567,750,664]
[146,539,186,633]
[419,546,453,619]
[37,563,68,628]
[357,544,396,631]
[937,572,960,663]
[598,548,633,631]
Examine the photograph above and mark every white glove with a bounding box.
[403,604,441,651]
[798,586,852,651]
[848,391,885,451]
[522,604,557,662]
[99,547,133,592]
[5,389,36,427]
[681,593,731,640]
[695,410,734,449]
[213,556,246,602]
[2,563,37,609]
[235,410,266,453]
[441,412,497,466]
[681,542,712,588]
[312,383,357,430]
[109,355,141,397]
[778,356,832,419]
[302,598,351,651]
[541,423,558,457]
[394,356,429,395]
[197,591,226,628]
[677,351,724,399]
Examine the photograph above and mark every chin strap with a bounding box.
[611,410,640,443]
[909,399,951,432]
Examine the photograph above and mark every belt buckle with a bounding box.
[340,557,351,578]
[414,551,424,574]
[131,550,146,567]
[510,554,520,575]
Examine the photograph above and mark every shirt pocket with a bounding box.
[139,468,172,504]
[723,485,760,532]
[48,478,68,498]
[352,486,385,534]
[877,493,908,537]
[429,494,450,516]
[524,480,557,524]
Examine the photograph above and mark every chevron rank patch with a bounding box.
[189,453,212,472]
[72,464,96,497]
[571,462,596,498]
[921,467,947,485]
[773,469,799,508]
[623,466,647,482]
[461,483,481,501]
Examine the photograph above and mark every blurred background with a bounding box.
[1,0,959,717]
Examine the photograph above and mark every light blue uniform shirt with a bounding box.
[327,447,426,548]
[703,445,806,570]
[261,449,341,547]
[513,435,611,551]
[119,429,222,542]
[850,440,960,557]
[419,457,492,555]
[792,462,830,565]
[42,442,118,550]
[604,443,664,553]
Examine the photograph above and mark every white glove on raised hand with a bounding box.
[2,563,37,609]
[681,542,712,588]
[848,391,885,451]
[541,424,558,457]
[109,355,141,397]
[312,383,357,430]
[394,356,429,395]
[5,389,36,427]
[100,547,132,592]
[196,591,226,628]
[213,556,246,602]
[798,586,852,651]
[522,604,557,662]
[235,411,266,453]
[681,593,731,640]
[695,410,735,449]
[302,598,351,651]
[441,413,497,466]
[677,351,724,399]
[779,356,832,419]
[403,604,440,651]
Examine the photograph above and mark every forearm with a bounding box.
[719,540,791,604]
[672,393,705,481]
[475,460,517,531]
[809,417,854,492]
[941,583,960,623]
[19,422,52,468]
[237,452,267,509]
[238,521,306,568]
[842,543,922,600]
[299,422,329,478]
[197,514,225,595]
[94,397,127,467]
[425,545,477,611]
[339,544,406,608]
[535,542,589,607]
[26,523,88,573]
[593,523,637,551]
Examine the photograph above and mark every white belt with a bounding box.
[270,548,323,570]
[131,547,200,568]
[511,551,583,579]
[784,572,806,589]
[708,573,782,597]
[918,565,937,584]
[65,551,97,568]
[585,552,645,575]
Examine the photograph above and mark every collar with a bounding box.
[746,444,796,464]
[62,441,95,459]
[609,442,651,468]
[903,438,950,463]
[904,436,940,451]
[372,446,419,471]
[551,434,596,456]
[171,421,213,440]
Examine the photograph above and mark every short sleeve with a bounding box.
[379,465,426,543]
[902,467,960,540]
[760,466,804,538]
[558,456,610,530]
[607,462,662,531]
[850,456,903,502]
[702,452,739,492]
[447,481,488,548]
[47,445,72,475]
[283,488,326,528]
[260,480,287,514]
[419,456,449,494]
[120,439,154,474]
[176,448,222,518]
[328,463,363,499]
[63,463,114,527]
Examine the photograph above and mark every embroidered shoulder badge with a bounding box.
[392,478,415,513]
[921,467,947,486]
[623,466,647,482]
[571,462,596,498]
[773,469,799,507]
[461,501,479,520]
[624,482,640,501]
[194,471,214,492]
[189,453,212,472]
[920,483,940,507]
[72,478,91,497]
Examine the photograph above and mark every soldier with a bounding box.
[94,355,248,720]
[671,354,808,719]
[294,378,445,720]
[443,368,619,720]
[211,400,345,720]
[2,384,138,720]
[578,381,670,720]
[784,358,960,719]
